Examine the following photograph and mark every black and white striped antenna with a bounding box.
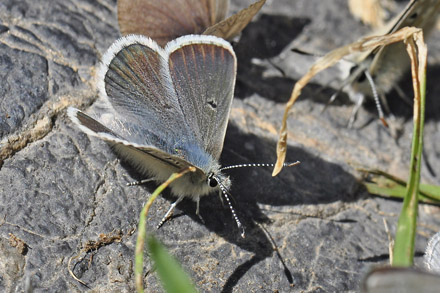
[219,161,300,238]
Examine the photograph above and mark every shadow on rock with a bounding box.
[233,14,310,102]
[122,122,360,291]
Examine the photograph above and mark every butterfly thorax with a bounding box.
[171,140,215,171]
[169,165,231,200]
[157,140,229,198]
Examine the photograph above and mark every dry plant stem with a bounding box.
[135,167,196,293]
[273,26,421,176]
[392,31,426,266]
[68,254,87,286]
[68,230,122,286]
[382,218,394,264]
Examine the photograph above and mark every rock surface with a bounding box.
[1,0,440,291]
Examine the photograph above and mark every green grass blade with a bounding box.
[392,35,427,267]
[362,173,440,203]
[147,236,197,293]
[135,167,196,293]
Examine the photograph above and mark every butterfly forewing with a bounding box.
[370,0,440,74]
[166,37,236,160]
[118,0,229,47]
[74,109,120,137]
[387,0,440,34]
[203,0,266,40]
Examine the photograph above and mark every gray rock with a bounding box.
[1,0,440,292]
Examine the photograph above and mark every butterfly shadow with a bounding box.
[425,64,440,122]
[232,13,356,110]
[385,63,440,123]
[232,13,310,102]
[234,14,440,126]
[122,122,362,292]
[224,123,362,291]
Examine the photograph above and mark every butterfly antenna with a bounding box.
[348,92,365,128]
[364,70,388,128]
[126,178,155,186]
[216,161,300,238]
[220,161,300,171]
[215,176,245,238]
[290,47,321,57]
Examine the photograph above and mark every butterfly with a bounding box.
[117,0,266,47]
[68,34,245,236]
[341,0,440,126]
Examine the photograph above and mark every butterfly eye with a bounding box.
[356,72,366,83]
[207,174,218,188]
[409,12,418,21]
[350,66,367,83]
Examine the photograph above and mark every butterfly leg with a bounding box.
[348,93,365,128]
[156,195,184,229]
[126,178,156,186]
[195,197,205,224]
[392,84,412,106]
[379,92,391,115]
[218,190,224,206]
